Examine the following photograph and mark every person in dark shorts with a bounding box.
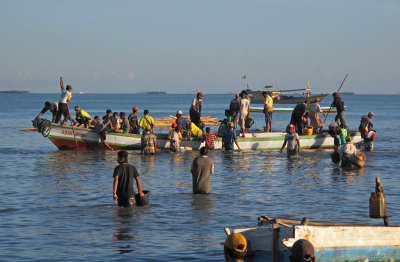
[36,101,59,122]
[331,92,345,127]
[93,116,113,150]
[113,150,144,207]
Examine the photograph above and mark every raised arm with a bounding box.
[60,76,64,90]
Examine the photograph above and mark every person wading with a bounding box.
[113,150,144,207]
[190,147,214,194]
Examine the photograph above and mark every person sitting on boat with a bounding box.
[114,112,130,134]
[189,92,203,129]
[331,92,345,127]
[36,101,59,123]
[306,98,326,134]
[280,124,300,157]
[222,122,241,150]
[74,105,91,128]
[141,127,157,155]
[289,239,315,262]
[339,136,357,166]
[239,91,250,138]
[262,91,273,132]
[359,112,374,139]
[176,110,189,138]
[204,127,216,150]
[364,123,375,151]
[290,100,310,135]
[110,112,120,132]
[113,150,144,207]
[139,109,155,133]
[102,109,113,132]
[92,116,113,150]
[222,233,247,262]
[55,76,73,125]
[169,123,181,152]
[229,93,241,125]
[128,106,140,134]
[189,120,203,139]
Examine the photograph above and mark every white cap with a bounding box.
[176,110,182,115]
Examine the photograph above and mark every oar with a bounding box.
[66,104,80,150]
[322,74,348,125]
[17,128,37,132]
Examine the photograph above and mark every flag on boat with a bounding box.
[242,75,246,80]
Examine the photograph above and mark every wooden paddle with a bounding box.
[17,128,37,132]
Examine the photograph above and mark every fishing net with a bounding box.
[32,118,52,137]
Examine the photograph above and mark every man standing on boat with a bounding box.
[190,147,214,194]
[113,150,144,207]
[331,92,345,127]
[262,91,273,132]
[128,107,140,134]
[139,109,155,133]
[307,98,325,134]
[55,76,73,124]
[189,92,203,128]
[229,93,241,125]
[290,100,309,135]
[239,91,250,137]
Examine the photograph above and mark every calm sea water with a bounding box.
[0,93,400,261]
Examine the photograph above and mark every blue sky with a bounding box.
[1,0,399,94]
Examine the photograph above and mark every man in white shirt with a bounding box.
[239,91,250,137]
[55,76,73,124]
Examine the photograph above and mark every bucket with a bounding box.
[179,147,185,152]
[134,190,150,206]
[304,127,313,135]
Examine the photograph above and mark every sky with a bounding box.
[1,0,399,94]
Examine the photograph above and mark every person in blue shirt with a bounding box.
[222,122,241,150]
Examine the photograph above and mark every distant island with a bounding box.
[341,92,355,95]
[0,90,30,94]
[136,91,167,94]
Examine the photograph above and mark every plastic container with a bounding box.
[304,127,313,135]
[369,192,387,218]
[179,147,185,152]
[134,190,150,206]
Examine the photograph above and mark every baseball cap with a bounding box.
[290,239,315,262]
[133,106,139,111]
[171,123,178,128]
[176,110,182,115]
[223,233,247,253]
[287,124,295,129]
[368,112,375,116]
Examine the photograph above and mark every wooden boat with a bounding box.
[225,216,400,262]
[33,120,362,151]
[250,106,337,113]
[246,82,328,104]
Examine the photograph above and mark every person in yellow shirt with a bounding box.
[189,121,203,138]
[262,91,273,132]
[139,109,154,133]
[74,105,91,128]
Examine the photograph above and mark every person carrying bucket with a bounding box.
[113,150,145,207]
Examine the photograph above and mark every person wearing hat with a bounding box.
[280,124,300,157]
[223,233,247,262]
[128,106,140,134]
[73,105,91,128]
[306,98,326,134]
[190,147,214,194]
[175,110,189,138]
[139,109,155,133]
[222,122,241,150]
[339,135,357,167]
[168,123,182,152]
[189,92,203,128]
[289,239,315,262]
[359,112,374,139]
[55,76,73,124]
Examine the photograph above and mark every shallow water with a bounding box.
[0,93,400,261]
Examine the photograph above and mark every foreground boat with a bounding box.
[33,120,361,151]
[225,216,400,262]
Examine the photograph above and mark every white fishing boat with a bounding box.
[32,119,361,151]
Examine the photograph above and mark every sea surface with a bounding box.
[0,93,399,261]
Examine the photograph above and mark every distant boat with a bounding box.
[0,90,30,94]
[136,91,167,94]
[78,91,85,95]
[245,81,328,104]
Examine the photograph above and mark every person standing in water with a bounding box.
[113,150,144,207]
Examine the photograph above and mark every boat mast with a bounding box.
[304,80,311,98]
